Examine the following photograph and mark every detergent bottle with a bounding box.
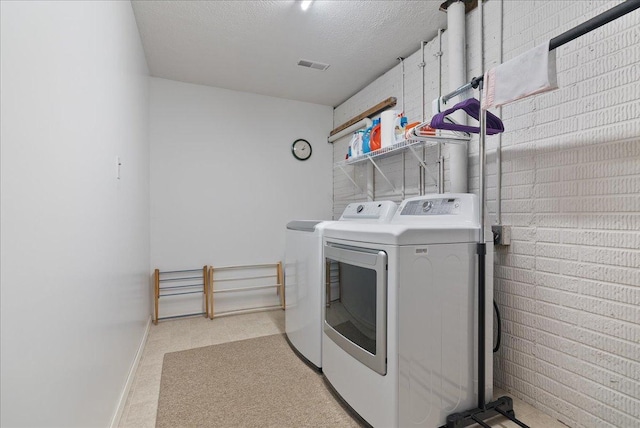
[362,123,373,154]
[369,118,382,151]
[350,130,364,158]
[394,115,407,143]
[381,109,401,148]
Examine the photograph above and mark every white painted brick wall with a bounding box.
[331,1,640,426]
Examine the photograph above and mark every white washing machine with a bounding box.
[321,193,493,427]
[284,201,398,369]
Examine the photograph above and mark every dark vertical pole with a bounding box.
[477,242,486,409]
[477,79,487,410]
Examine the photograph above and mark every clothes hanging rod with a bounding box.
[441,0,640,104]
[549,0,640,51]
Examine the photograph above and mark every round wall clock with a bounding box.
[291,139,312,161]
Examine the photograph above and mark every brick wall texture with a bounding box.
[331,1,640,426]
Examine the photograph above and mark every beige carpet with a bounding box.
[157,334,365,428]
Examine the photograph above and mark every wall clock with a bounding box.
[291,139,312,161]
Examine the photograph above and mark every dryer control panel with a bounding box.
[400,198,461,216]
[394,193,479,226]
[340,200,397,222]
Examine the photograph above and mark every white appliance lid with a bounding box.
[286,220,324,232]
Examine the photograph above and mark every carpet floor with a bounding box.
[157,333,365,427]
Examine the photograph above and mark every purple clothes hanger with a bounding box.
[430,98,504,135]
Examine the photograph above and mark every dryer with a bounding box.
[321,193,493,427]
[284,201,397,369]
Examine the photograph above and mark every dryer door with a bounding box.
[324,242,387,375]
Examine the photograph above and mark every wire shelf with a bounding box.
[335,133,469,168]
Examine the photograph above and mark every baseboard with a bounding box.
[109,316,152,428]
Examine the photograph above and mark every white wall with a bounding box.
[149,78,333,314]
[0,2,150,427]
[332,1,640,426]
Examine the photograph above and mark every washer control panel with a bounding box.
[400,197,461,216]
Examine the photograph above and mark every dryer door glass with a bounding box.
[324,243,387,375]
[326,262,377,353]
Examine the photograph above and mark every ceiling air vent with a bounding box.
[297,59,330,71]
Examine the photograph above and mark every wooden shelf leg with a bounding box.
[209,267,215,319]
[277,261,284,309]
[154,269,159,325]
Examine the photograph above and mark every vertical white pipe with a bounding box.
[420,41,427,122]
[400,57,406,200]
[399,57,405,113]
[367,162,374,201]
[447,0,468,193]
[437,29,444,97]
[496,0,504,224]
[479,0,484,73]
[437,28,445,194]
[420,41,427,194]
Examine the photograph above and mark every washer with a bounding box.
[284,201,397,369]
[322,193,493,427]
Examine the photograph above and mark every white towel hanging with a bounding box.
[482,41,558,109]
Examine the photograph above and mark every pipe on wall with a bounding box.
[496,0,504,224]
[327,118,372,143]
[420,41,427,122]
[447,0,468,193]
[399,57,405,113]
[437,28,445,194]
[399,56,406,200]
[419,40,427,194]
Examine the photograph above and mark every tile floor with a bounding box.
[119,310,566,428]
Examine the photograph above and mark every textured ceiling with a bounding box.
[132,1,448,107]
